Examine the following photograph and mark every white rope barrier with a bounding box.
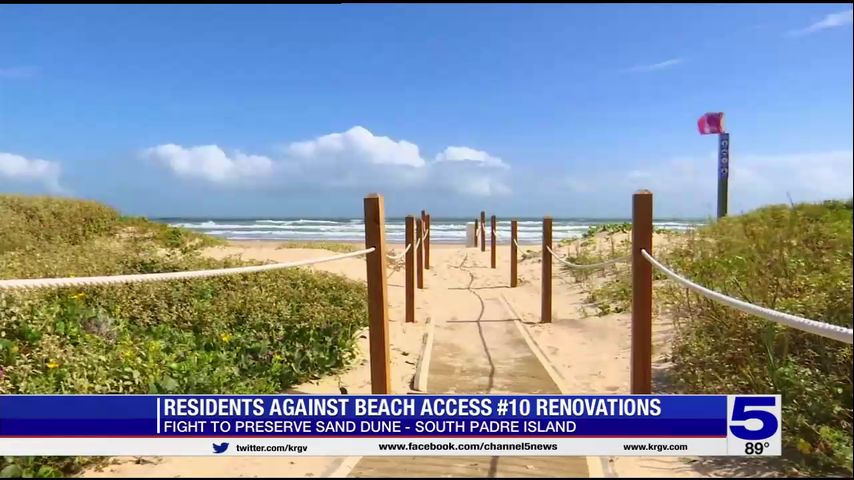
[0,248,376,291]
[386,243,412,262]
[640,250,853,344]
[387,227,428,262]
[546,246,629,270]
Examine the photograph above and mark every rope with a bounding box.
[387,225,429,262]
[386,243,412,262]
[388,227,429,262]
[640,250,853,345]
[546,246,629,270]
[0,248,376,291]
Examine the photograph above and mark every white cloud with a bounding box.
[141,144,274,184]
[446,173,510,197]
[277,126,428,190]
[285,126,425,168]
[623,58,683,73]
[434,146,508,169]
[147,126,510,197]
[564,150,853,216]
[0,152,64,192]
[0,66,38,79]
[431,146,510,196]
[788,9,853,36]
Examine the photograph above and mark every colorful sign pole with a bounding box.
[717,132,730,218]
[698,112,728,218]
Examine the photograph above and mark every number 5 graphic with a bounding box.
[729,397,779,440]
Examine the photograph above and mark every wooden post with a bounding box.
[416,217,424,289]
[425,213,431,270]
[510,219,518,287]
[405,215,415,324]
[474,218,479,247]
[420,210,427,263]
[480,211,486,251]
[490,215,497,268]
[631,190,653,394]
[541,216,552,323]
[363,194,391,394]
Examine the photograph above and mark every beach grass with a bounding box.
[0,194,368,477]
[583,199,853,475]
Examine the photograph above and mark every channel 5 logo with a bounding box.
[728,396,780,440]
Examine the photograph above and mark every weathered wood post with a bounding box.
[510,219,518,287]
[421,210,427,257]
[490,215,497,268]
[542,216,553,323]
[416,217,424,289]
[405,215,415,324]
[363,193,391,394]
[631,190,653,394]
[480,211,486,251]
[425,213,431,270]
[474,218,479,247]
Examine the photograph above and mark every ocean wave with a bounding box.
[167,217,702,243]
[234,219,343,225]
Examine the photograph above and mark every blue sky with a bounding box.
[1,4,852,218]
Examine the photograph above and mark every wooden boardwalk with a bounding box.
[348,251,591,478]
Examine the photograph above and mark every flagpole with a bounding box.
[717,132,730,218]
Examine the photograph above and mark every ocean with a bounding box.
[156,217,704,244]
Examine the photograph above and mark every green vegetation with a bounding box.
[581,221,632,238]
[0,195,368,477]
[0,195,224,256]
[586,269,632,315]
[584,262,667,316]
[663,200,852,475]
[583,199,853,475]
[575,221,681,240]
[519,247,542,262]
[119,214,226,252]
[558,231,636,312]
[275,240,362,253]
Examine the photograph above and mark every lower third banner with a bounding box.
[0,394,781,457]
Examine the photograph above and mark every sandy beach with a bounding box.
[83,233,746,478]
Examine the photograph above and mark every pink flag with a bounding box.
[697,112,725,135]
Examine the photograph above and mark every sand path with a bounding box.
[348,248,591,477]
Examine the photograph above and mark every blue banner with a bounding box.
[719,132,730,179]
[0,395,728,438]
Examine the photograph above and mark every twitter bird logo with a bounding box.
[212,442,229,454]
